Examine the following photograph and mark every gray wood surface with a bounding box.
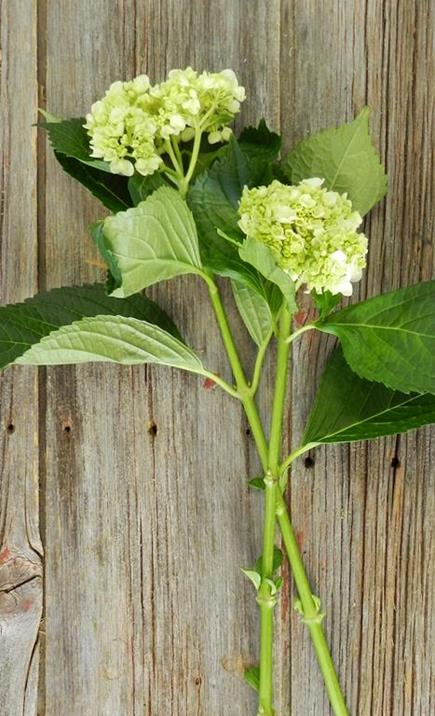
[0,1,433,714]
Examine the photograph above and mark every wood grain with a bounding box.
[0,1,433,714]
[0,2,42,716]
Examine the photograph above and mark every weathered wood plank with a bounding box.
[0,2,42,715]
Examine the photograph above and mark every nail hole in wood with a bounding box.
[62,420,72,433]
[304,456,314,468]
[7,423,15,434]
[245,428,251,436]
[391,456,401,469]
[147,420,158,437]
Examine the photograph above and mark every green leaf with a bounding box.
[241,569,262,591]
[102,186,203,297]
[238,119,281,185]
[188,136,250,265]
[0,284,180,370]
[318,281,435,394]
[244,666,260,692]
[248,477,265,490]
[16,315,203,372]
[255,547,283,576]
[284,108,388,215]
[128,172,166,205]
[239,236,296,313]
[55,152,131,213]
[231,280,274,346]
[41,118,110,171]
[312,290,341,320]
[238,119,281,163]
[303,349,435,444]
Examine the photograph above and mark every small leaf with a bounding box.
[275,576,283,591]
[41,118,110,171]
[231,280,274,346]
[255,547,283,575]
[244,666,260,692]
[16,315,203,373]
[128,172,166,205]
[284,108,388,215]
[0,284,180,370]
[102,186,203,297]
[318,280,435,394]
[248,477,265,490]
[239,236,296,313]
[303,348,435,444]
[241,569,262,591]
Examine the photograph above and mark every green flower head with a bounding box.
[238,178,368,296]
[84,68,245,177]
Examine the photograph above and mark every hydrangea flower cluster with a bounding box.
[238,178,368,296]
[84,68,245,177]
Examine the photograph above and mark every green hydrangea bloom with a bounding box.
[238,178,368,296]
[84,76,161,176]
[84,68,245,176]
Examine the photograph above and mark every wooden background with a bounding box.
[0,1,433,714]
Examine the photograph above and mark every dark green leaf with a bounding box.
[188,136,250,265]
[312,290,341,320]
[0,283,180,370]
[283,108,388,215]
[255,547,283,575]
[244,666,260,692]
[303,349,435,444]
[128,172,167,205]
[317,281,435,394]
[55,153,131,213]
[248,477,265,490]
[41,118,110,171]
[238,119,281,184]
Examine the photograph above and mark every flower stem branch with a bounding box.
[249,330,273,396]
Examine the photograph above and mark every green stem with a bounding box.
[257,308,292,714]
[207,280,348,716]
[249,330,273,397]
[285,322,315,344]
[164,139,184,179]
[276,491,348,716]
[180,127,203,196]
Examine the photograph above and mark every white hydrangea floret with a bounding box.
[238,178,368,296]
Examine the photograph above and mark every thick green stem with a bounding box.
[207,280,348,716]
